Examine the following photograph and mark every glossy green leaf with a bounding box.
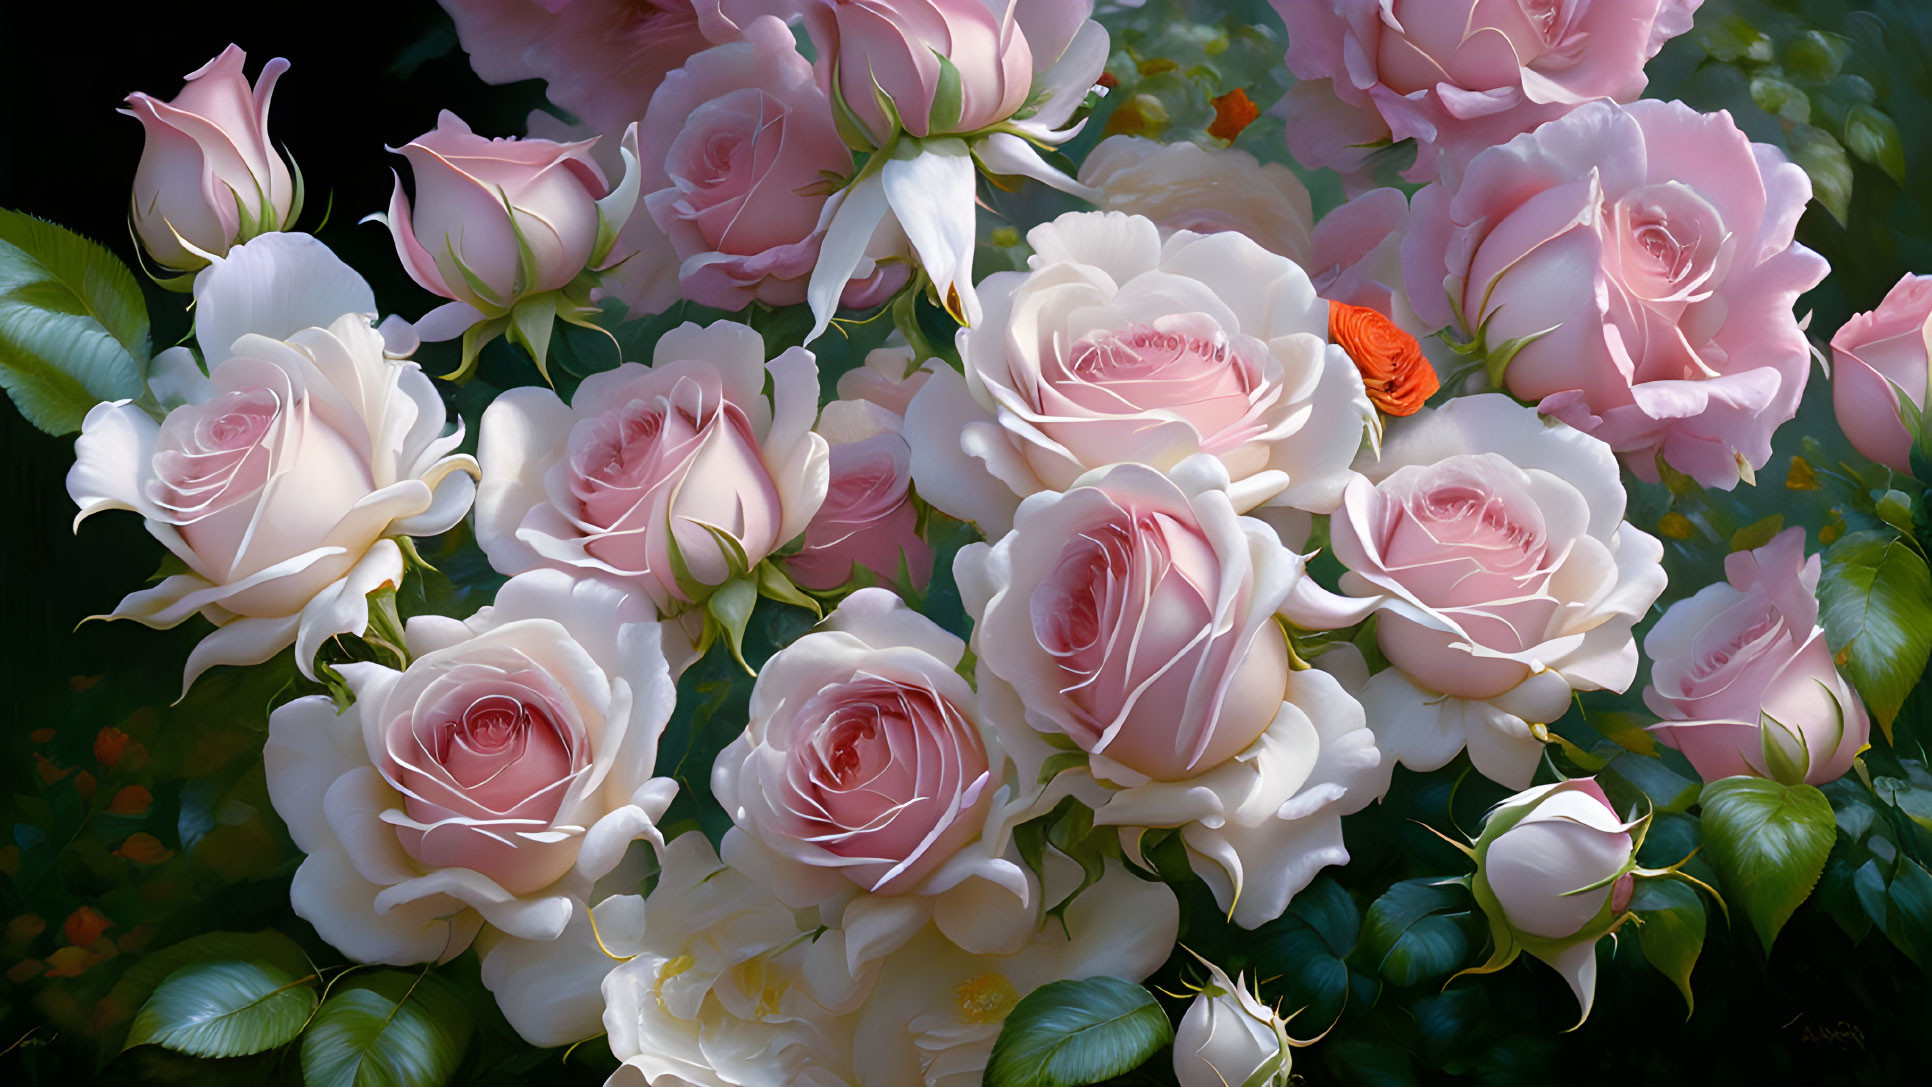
[1357,878,1470,987]
[985,976,1171,1087]
[126,959,317,1058]
[1698,777,1836,952]
[301,971,472,1087]
[1630,878,1706,1015]
[0,207,151,433]
[1843,104,1906,184]
[1788,124,1853,225]
[1817,529,1932,735]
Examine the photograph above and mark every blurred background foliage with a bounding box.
[3,0,1931,1083]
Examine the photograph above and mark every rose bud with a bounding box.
[1174,958,1297,1087]
[1831,274,1932,474]
[804,0,1037,147]
[1470,778,1639,1025]
[121,44,299,271]
[1645,528,1870,786]
[474,320,829,661]
[376,111,641,366]
[263,570,679,966]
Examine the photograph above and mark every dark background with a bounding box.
[3,2,1932,1085]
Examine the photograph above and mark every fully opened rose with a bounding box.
[67,234,478,691]
[1645,528,1869,786]
[907,210,1375,535]
[262,570,678,967]
[958,457,1382,928]
[1404,99,1829,488]
[1331,395,1667,789]
[714,589,1028,978]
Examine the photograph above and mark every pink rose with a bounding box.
[121,45,297,270]
[784,347,934,591]
[715,589,1013,899]
[1331,395,1666,789]
[1645,528,1869,786]
[642,16,909,310]
[380,111,638,339]
[439,0,785,141]
[1271,0,1703,183]
[1831,274,1932,473]
[1076,136,1315,268]
[1402,100,1830,489]
[958,457,1382,926]
[67,235,479,691]
[803,0,1075,146]
[475,321,828,618]
[264,570,678,964]
[1309,187,1425,337]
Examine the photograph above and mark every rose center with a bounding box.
[1692,605,1779,679]
[1057,319,1271,455]
[434,694,556,788]
[955,973,1019,1025]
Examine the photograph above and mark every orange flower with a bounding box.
[107,786,153,816]
[94,726,130,768]
[1208,88,1260,143]
[1329,300,1439,416]
[114,833,174,867]
[62,906,113,948]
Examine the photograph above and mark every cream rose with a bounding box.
[1173,959,1294,1087]
[474,320,829,628]
[1330,395,1667,789]
[714,589,1030,977]
[263,570,679,966]
[957,457,1382,928]
[67,234,478,692]
[907,211,1374,535]
[1077,136,1315,268]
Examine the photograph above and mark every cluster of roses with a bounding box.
[54,1,1932,1085]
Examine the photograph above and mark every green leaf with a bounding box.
[1630,878,1706,1015]
[1817,529,1932,736]
[126,959,318,1058]
[301,971,472,1087]
[1788,124,1853,226]
[1843,104,1906,185]
[1697,776,1836,952]
[1357,879,1470,987]
[0,208,152,433]
[984,977,1172,1087]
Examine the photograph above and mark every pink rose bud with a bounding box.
[1645,528,1870,786]
[379,111,638,339]
[803,0,1044,146]
[121,45,297,270]
[1831,274,1932,473]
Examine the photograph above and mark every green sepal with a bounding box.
[447,314,510,383]
[829,57,881,152]
[754,560,822,619]
[706,577,759,676]
[507,292,561,386]
[928,50,965,133]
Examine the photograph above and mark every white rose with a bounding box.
[262,570,678,966]
[906,211,1375,535]
[1078,136,1315,267]
[1173,959,1293,1087]
[1330,395,1667,789]
[851,859,1178,1087]
[601,833,861,1087]
[956,457,1382,928]
[67,233,477,691]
